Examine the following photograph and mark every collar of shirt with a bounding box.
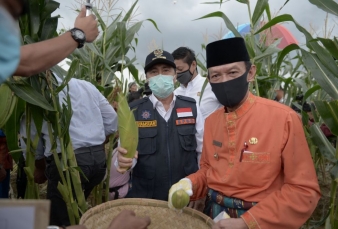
[149,93,176,121]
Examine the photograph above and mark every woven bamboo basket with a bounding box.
[80,198,214,229]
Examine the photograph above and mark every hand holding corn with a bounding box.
[168,178,193,210]
[117,147,138,173]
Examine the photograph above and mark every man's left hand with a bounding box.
[212,218,248,229]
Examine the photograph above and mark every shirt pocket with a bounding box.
[137,127,157,155]
[237,152,271,187]
[134,128,157,180]
[177,125,197,152]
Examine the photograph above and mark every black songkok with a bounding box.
[206,37,250,68]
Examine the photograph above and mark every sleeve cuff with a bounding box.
[241,211,261,229]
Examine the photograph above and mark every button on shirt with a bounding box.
[174,74,222,119]
[20,77,118,158]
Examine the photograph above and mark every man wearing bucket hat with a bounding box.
[169,38,321,229]
[116,49,204,202]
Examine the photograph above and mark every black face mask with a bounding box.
[210,71,249,108]
[177,67,193,85]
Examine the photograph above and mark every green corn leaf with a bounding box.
[330,164,338,182]
[252,0,269,26]
[303,85,321,103]
[6,81,54,111]
[309,0,338,17]
[145,19,161,33]
[199,77,209,105]
[317,37,338,60]
[313,100,338,136]
[194,11,241,37]
[122,0,139,22]
[301,50,338,100]
[276,44,300,74]
[265,3,272,21]
[279,0,291,11]
[92,7,106,31]
[310,123,336,163]
[236,0,249,4]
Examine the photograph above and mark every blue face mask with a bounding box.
[149,74,174,99]
[0,6,21,84]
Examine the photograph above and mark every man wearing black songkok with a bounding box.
[169,37,320,229]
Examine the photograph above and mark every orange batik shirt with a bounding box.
[188,92,321,229]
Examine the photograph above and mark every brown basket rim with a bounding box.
[80,198,214,227]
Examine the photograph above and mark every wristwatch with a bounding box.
[47,226,66,229]
[69,28,86,48]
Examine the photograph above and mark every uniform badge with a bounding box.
[141,110,151,119]
[213,140,222,148]
[152,49,166,60]
[176,107,193,118]
[176,118,195,125]
[249,137,258,145]
[136,120,157,128]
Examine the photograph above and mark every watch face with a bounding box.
[75,30,85,39]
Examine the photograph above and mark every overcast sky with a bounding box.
[55,0,336,75]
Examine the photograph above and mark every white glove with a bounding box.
[168,178,192,210]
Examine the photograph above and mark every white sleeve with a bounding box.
[97,90,118,135]
[194,103,205,166]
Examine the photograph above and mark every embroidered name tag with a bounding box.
[136,120,157,128]
[176,118,196,125]
[241,152,270,163]
[213,140,222,148]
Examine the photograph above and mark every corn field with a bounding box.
[1,0,338,228]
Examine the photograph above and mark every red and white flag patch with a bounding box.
[176,107,193,118]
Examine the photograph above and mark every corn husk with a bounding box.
[117,92,138,158]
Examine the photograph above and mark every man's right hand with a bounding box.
[108,210,151,229]
[74,6,99,43]
[116,147,138,174]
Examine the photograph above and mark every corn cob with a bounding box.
[0,83,17,128]
[172,189,190,209]
[117,92,138,159]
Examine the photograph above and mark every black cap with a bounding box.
[144,49,176,73]
[206,37,250,68]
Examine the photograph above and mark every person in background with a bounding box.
[127,91,143,103]
[20,74,118,226]
[128,82,138,93]
[168,38,321,229]
[172,47,221,120]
